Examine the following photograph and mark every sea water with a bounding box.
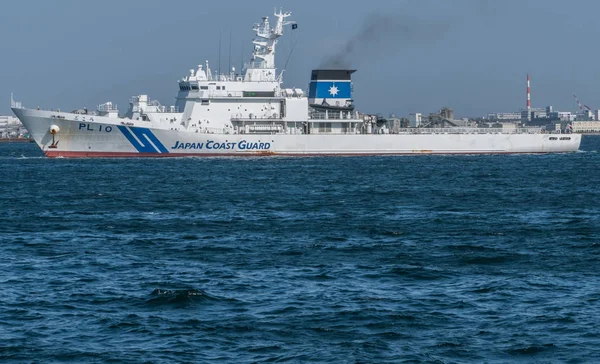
[0,137,599,362]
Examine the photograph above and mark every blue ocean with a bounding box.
[1,138,599,363]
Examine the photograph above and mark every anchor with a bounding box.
[49,125,60,149]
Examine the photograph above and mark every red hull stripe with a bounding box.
[44,150,549,158]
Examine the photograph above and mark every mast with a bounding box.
[243,9,296,82]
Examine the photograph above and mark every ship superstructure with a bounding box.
[11,9,581,157]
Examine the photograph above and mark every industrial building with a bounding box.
[572,121,600,133]
[0,115,29,139]
[408,113,422,128]
[487,112,521,121]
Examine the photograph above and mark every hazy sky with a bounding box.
[1,0,600,118]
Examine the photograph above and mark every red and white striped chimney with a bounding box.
[527,74,531,111]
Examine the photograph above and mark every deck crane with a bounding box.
[574,94,593,111]
[573,94,583,111]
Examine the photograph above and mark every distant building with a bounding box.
[572,121,600,133]
[386,115,409,132]
[0,116,27,138]
[408,113,422,128]
[576,110,596,121]
[556,112,575,122]
[532,110,547,119]
[452,118,476,127]
[487,122,517,130]
[487,112,521,121]
[521,108,546,122]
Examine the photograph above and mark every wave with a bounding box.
[145,289,216,306]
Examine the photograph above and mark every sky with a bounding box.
[1,0,600,118]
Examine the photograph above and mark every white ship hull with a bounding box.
[13,108,582,157]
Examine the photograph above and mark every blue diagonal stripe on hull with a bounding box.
[131,127,169,153]
[117,126,169,154]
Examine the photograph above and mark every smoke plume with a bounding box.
[320,13,451,69]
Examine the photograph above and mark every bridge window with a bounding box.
[191,85,199,90]
[200,86,208,90]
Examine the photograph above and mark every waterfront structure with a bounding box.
[408,113,422,128]
[0,115,28,139]
[572,121,600,133]
[487,112,521,121]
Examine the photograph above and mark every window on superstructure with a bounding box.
[222,86,226,90]
[217,86,221,90]
[191,85,199,90]
[243,91,275,97]
[200,86,208,90]
[318,122,332,133]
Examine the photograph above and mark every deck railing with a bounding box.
[394,128,543,135]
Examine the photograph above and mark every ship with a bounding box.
[11,9,581,157]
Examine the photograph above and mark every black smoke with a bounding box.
[320,13,451,69]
